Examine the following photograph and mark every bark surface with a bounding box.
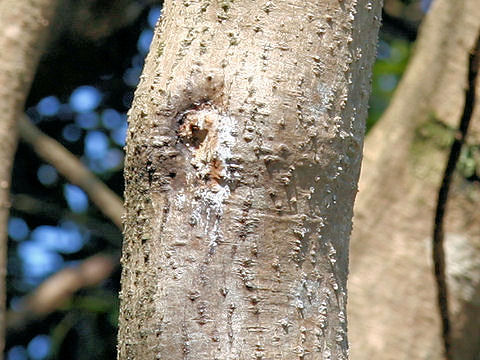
[0,0,59,357]
[348,0,480,359]
[118,1,381,359]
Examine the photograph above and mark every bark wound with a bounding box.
[178,103,235,186]
[177,103,237,255]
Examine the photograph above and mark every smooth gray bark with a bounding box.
[348,0,480,359]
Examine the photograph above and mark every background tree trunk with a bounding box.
[0,0,59,358]
[118,0,381,358]
[348,0,480,359]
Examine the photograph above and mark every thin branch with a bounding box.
[7,192,122,331]
[7,119,125,331]
[18,116,124,229]
[6,253,118,331]
[433,32,480,360]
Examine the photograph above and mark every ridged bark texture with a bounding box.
[118,1,381,359]
[0,1,59,358]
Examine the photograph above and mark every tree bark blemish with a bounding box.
[178,103,237,188]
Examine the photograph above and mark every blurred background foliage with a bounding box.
[5,0,428,359]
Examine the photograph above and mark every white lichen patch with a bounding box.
[174,190,186,210]
[179,104,237,251]
[443,233,480,303]
[188,182,232,254]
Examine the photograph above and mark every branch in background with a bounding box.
[7,253,118,331]
[0,1,61,357]
[433,32,480,360]
[7,192,123,330]
[19,115,124,229]
[7,118,125,331]
[348,0,480,357]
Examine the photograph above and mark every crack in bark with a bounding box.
[432,31,480,360]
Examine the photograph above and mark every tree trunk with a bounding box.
[118,1,381,358]
[0,1,59,357]
[348,0,480,359]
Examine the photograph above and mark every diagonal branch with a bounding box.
[6,253,118,331]
[18,116,124,229]
[5,117,125,331]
